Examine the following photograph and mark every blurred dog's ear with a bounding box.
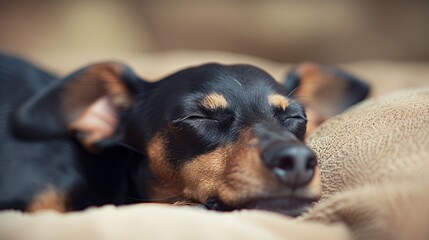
[13,62,148,152]
[284,62,370,135]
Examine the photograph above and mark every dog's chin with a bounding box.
[237,197,315,217]
[201,196,316,217]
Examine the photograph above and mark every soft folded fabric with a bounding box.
[302,88,429,240]
[0,204,351,240]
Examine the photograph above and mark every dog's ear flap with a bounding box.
[284,62,370,135]
[13,62,146,152]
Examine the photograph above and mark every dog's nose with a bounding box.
[262,143,317,188]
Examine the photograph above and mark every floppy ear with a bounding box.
[284,62,370,135]
[13,62,146,152]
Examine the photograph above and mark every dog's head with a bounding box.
[13,62,368,216]
[125,63,319,215]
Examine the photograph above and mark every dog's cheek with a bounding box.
[180,146,230,203]
[145,132,184,201]
[217,136,279,206]
[180,130,280,207]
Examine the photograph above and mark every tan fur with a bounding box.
[145,128,275,205]
[179,130,319,206]
[62,62,131,121]
[67,97,118,152]
[145,132,184,202]
[145,128,320,207]
[180,145,231,203]
[216,130,288,205]
[294,62,347,136]
[63,63,132,148]
[268,94,289,110]
[201,93,228,110]
[27,187,67,212]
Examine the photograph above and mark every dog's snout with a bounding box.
[262,143,317,188]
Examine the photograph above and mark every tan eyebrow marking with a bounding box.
[268,94,289,110]
[201,93,228,110]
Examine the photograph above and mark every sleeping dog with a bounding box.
[0,54,369,216]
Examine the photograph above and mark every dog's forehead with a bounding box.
[203,63,278,87]
[142,63,290,122]
[187,64,284,100]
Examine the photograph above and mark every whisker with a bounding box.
[127,197,152,202]
[286,85,301,98]
[127,193,183,203]
[116,141,146,156]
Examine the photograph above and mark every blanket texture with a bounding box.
[303,88,429,240]
[0,204,350,240]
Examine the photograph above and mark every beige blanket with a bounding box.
[1,52,429,240]
[303,88,429,240]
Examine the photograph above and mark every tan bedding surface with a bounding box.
[303,88,429,240]
[0,204,350,240]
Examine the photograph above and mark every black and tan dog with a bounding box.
[0,54,369,216]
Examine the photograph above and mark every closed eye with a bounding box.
[172,115,219,123]
[274,111,306,122]
[186,115,219,121]
[284,116,306,121]
[272,105,306,121]
[281,116,307,139]
[279,115,307,125]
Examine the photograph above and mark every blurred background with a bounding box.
[1,0,429,64]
